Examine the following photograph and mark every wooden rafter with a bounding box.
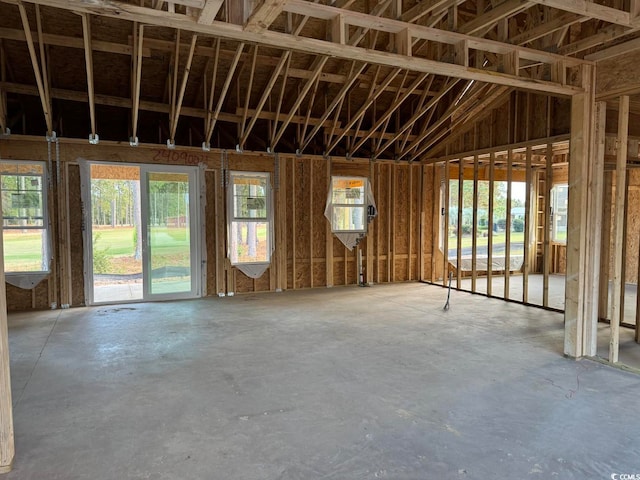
[351,72,429,155]
[325,68,402,155]
[169,33,197,141]
[509,11,582,46]
[245,0,285,32]
[197,0,224,24]
[299,61,367,151]
[238,45,258,143]
[9,0,586,96]
[17,1,52,134]
[131,23,144,142]
[0,41,5,133]
[459,0,533,36]
[374,78,460,159]
[80,12,97,139]
[205,42,244,145]
[527,0,630,26]
[401,82,492,161]
[271,56,329,149]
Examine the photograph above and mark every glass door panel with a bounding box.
[145,170,197,298]
[89,164,143,304]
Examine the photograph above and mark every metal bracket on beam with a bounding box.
[202,142,211,152]
[129,136,139,147]
[0,128,9,137]
[45,131,57,142]
[89,133,99,145]
[235,144,243,154]
[167,139,176,149]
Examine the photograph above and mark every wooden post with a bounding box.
[0,201,15,473]
[325,158,334,288]
[431,164,439,283]
[504,150,513,299]
[408,164,413,281]
[487,153,495,296]
[456,159,463,289]
[443,160,450,286]
[610,95,630,363]
[583,101,606,356]
[419,165,427,282]
[564,65,596,359]
[471,155,479,292]
[367,160,374,285]
[599,171,613,321]
[543,144,553,307]
[523,147,532,304]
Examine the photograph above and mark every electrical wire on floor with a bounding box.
[443,271,452,311]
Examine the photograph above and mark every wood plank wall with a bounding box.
[0,138,425,309]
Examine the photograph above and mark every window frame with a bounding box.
[0,159,50,274]
[328,176,368,234]
[228,171,272,266]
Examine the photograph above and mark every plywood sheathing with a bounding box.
[68,163,85,306]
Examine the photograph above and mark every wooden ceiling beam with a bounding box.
[245,0,285,32]
[558,23,640,55]
[7,0,585,96]
[400,0,465,24]
[527,0,630,26]
[509,11,582,46]
[197,0,224,24]
[458,0,533,36]
[0,27,152,57]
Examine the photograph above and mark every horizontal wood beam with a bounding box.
[9,0,586,96]
[528,0,630,26]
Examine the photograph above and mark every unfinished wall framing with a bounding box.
[425,140,570,309]
[0,136,423,310]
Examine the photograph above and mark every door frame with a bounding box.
[81,161,202,305]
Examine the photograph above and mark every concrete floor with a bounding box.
[5,283,640,479]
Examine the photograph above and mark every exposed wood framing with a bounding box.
[0,244,13,474]
[17,1,53,134]
[170,33,198,142]
[80,13,97,139]
[543,144,552,307]
[610,95,630,363]
[487,152,494,296]
[504,150,512,299]
[12,0,586,96]
[205,42,245,146]
[131,24,145,142]
[471,154,478,292]
[523,146,532,303]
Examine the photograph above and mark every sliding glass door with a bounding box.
[84,163,200,304]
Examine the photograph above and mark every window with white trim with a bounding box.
[228,171,271,265]
[329,176,368,233]
[0,161,50,273]
[551,184,568,243]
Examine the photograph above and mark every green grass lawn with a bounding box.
[3,231,45,271]
[449,231,525,249]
